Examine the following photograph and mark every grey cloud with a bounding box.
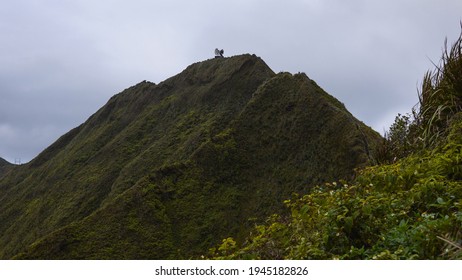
[1,0,461,162]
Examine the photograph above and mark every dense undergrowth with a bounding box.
[212,114,462,259]
[212,26,462,260]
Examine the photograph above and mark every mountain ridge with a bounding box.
[0,157,12,178]
[0,54,382,259]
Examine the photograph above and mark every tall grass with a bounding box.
[380,24,462,162]
[416,23,462,148]
[438,233,462,260]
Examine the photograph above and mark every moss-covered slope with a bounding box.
[0,158,12,178]
[0,54,381,259]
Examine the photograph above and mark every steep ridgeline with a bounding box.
[0,158,12,178]
[0,54,382,259]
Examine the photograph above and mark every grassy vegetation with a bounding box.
[212,115,462,259]
[380,25,462,161]
[0,54,380,259]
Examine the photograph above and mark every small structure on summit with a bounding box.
[214,48,224,58]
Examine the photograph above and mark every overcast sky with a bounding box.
[1,0,461,163]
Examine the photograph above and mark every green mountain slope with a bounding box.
[0,158,12,178]
[212,113,462,260]
[211,28,462,260]
[0,54,381,259]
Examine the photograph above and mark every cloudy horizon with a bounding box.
[1,0,461,163]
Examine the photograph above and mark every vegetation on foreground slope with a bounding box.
[212,27,462,260]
